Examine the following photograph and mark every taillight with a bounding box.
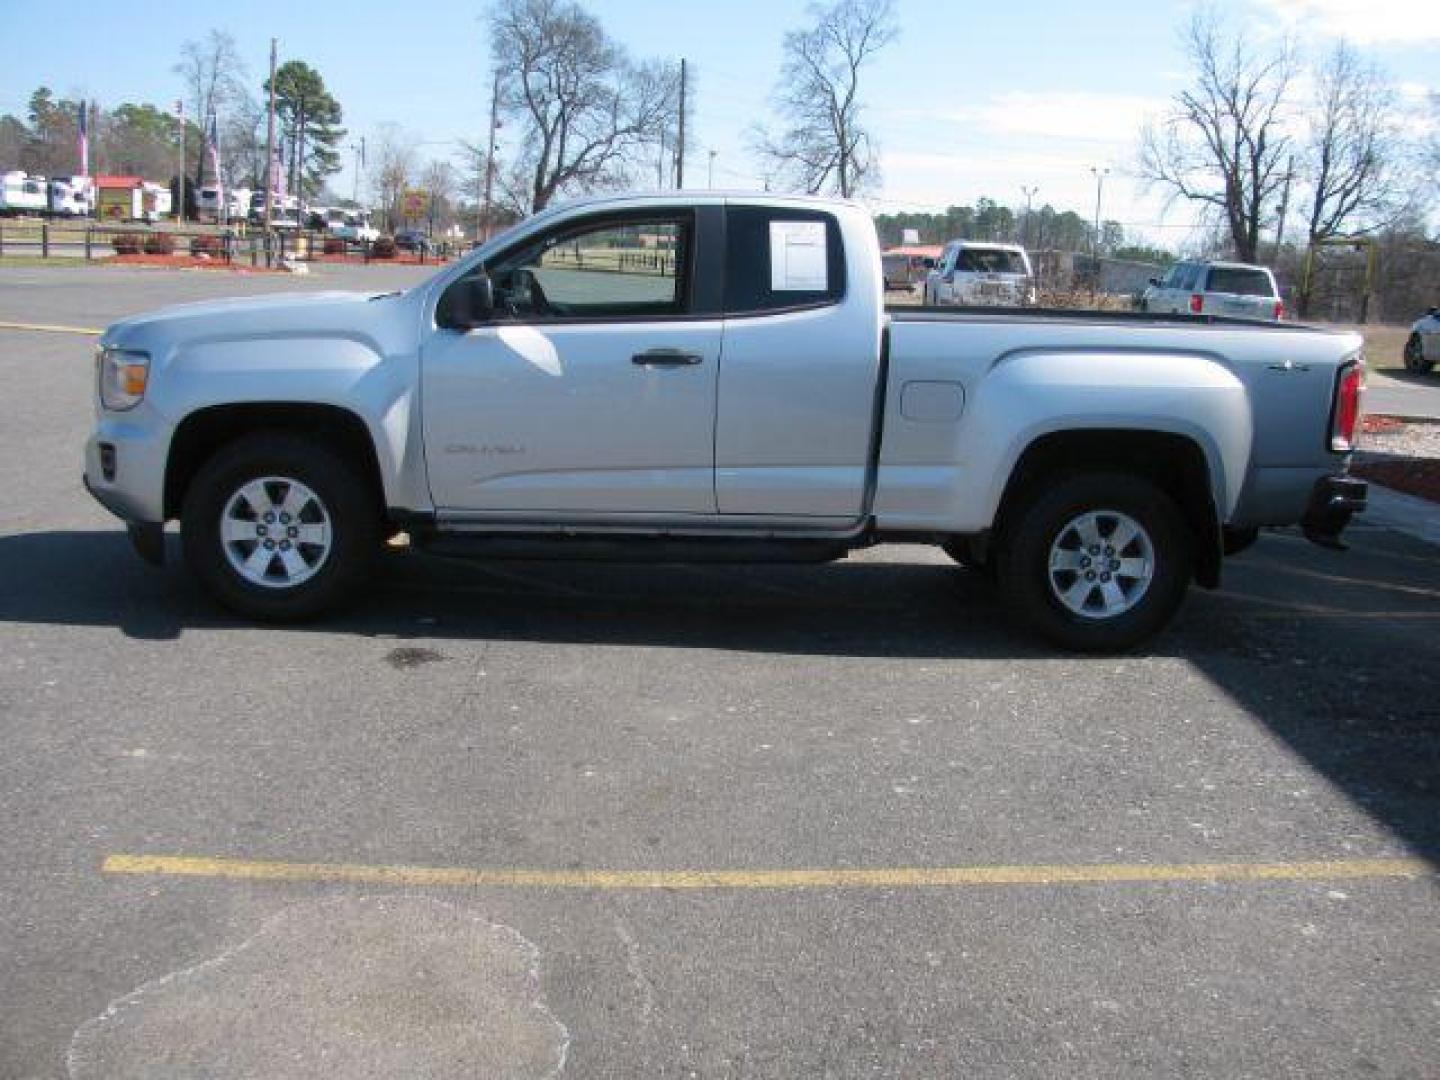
[1189,294,1203,314]
[1330,360,1364,452]
[1274,300,1285,320]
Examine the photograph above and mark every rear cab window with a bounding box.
[1205,266,1276,297]
[724,205,846,315]
[955,248,1026,275]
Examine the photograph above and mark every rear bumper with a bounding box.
[1301,474,1367,550]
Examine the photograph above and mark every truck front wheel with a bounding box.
[181,432,380,621]
[996,472,1191,652]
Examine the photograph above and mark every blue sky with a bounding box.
[2,0,1435,247]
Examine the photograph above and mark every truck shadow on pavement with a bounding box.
[1,526,1437,866]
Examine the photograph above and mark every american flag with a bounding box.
[77,100,88,177]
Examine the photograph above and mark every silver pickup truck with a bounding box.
[84,193,1367,650]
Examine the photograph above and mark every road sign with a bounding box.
[401,189,429,219]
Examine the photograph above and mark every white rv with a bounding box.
[0,171,50,216]
[46,176,93,217]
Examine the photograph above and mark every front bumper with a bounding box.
[1301,474,1367,550]
[82,473,165,565]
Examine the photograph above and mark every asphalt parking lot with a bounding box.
[1,264,1437,1079]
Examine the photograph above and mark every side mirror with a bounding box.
[1148,277,1161,287]
[438,273,494,330]
[922,258,936,269]
[1428,306,1439,317]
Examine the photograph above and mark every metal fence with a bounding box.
[0,220,462,268]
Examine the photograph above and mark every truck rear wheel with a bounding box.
[181,432,380,621]
[996,471,1191,652]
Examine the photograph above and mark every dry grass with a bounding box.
[1314,323,1410,371]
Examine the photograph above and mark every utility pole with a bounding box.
[481,70,500,242]
[1274,153,1294,261]
[1020,185,1038,248]
[351,137,365,205]
[263,38,277,231]
[295,100,306,222]
[708,149,717,189]
[675,58,686,189]
[1089,165,1109,298]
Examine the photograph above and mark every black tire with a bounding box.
[1404,333,1434,374]
[181,432,380,621]
[996,471,1192,652]
[941,538,994,579]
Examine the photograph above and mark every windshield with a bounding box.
[1206,267,1275,297]
[955,248,1027,275]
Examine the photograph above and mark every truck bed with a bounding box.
[887,305,1340,334]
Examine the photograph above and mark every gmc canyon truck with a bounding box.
[84,194,1367,651]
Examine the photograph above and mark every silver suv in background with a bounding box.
[1143,260,1284,321]
[923,241,1035,307]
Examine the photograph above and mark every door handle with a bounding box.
[632,348,704,367]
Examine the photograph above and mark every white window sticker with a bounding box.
[769,220,828,292]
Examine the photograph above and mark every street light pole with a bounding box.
[174,99,185,223]
[708,149,717,189]
[262,38,277,233]
[1089,166,1109,298]
[1020,184,1038,248]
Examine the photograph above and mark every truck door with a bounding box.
[422,209,723,514]
[715,204,883,520]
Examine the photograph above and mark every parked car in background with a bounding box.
[394,228,430,254]
[247,192,299,226]
[881,245,941,290]
[923,241,1036,307]
[1142,260,1284,321]
[1406,307,1439,373]
[0,171,50,215]
[334,211,380,244]
[198,186,250,222]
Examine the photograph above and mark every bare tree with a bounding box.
[490,0,678,211]
[1139,11,1294,262]
[368,124,418,231]
[175,29,247,189]
[222,93,267,189]
[754,0,897,198]
[421,158,458,231]
[1296,42,1413,313]
[1303,43,1408,243]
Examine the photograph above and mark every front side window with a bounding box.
[488,217,689,321]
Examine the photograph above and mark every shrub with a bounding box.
[371,236,398,259]
[111,232,145,255]
[189,233,224,257]
[323,236,345,255]
[143,232,176,256]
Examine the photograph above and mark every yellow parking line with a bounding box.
[0,320,103,336]
[102,853,1431,890]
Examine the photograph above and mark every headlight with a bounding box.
[96,347,150,411]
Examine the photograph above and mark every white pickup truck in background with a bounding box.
[84,193,1367,650]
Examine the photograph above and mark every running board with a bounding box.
[416,533,856,565]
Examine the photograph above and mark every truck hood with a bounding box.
[101,290,404,350]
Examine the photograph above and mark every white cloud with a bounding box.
[917,91,1170,145]
[1253,0,1440,44]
